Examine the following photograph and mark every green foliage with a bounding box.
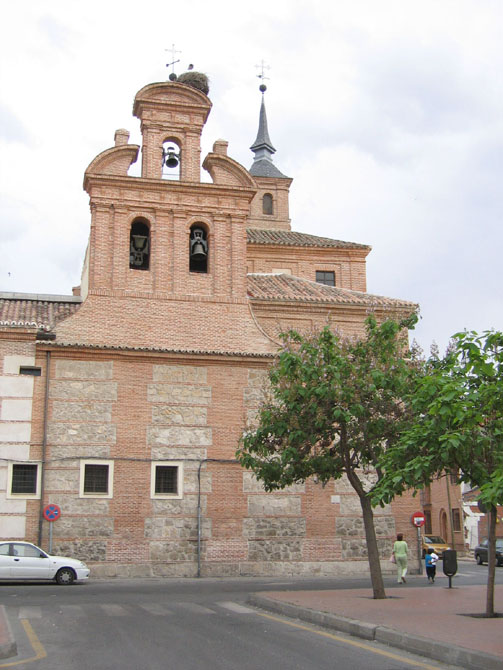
[372,329,503,506]
[237,314,418,496]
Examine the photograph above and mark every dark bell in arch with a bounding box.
[190,228,208,261]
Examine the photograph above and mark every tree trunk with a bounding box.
[486,506,497,617]
[359,493,387,599]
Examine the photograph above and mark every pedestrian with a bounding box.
[393,533,408,584]
[425,548,438,583]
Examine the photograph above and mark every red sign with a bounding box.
[43,504,61,522]
[411,511,425,527]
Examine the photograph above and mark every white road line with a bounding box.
[138,603,174,616]
[100,604,130,616]
[216,601,255,614]
[18,606,41,618]
[59,605,86,617]
[177,602,215,614]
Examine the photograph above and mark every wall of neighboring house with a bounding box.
[0,338,39,541]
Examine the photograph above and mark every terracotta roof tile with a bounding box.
[0,294,81,331]
[247,273,417,308]
[247,228,370,250]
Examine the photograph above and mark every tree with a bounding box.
[237,314,418,599]
[373,329,503,616]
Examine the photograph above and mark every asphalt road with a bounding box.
[1,561,499,670]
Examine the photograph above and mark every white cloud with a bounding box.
[0,0,502,353]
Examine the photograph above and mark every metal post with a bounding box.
[417,525,423,575]
[49,522,53,554]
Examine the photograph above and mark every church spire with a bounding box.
[249,85,288,179]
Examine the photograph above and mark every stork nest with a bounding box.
[176,71,210,95]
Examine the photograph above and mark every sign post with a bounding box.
[43,504,61,554]
[411,512,425,575]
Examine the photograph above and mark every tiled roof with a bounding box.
[0,293,82,331]
[247,228,370,250]
[247,273,417,308]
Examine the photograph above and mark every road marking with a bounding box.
[138,603,174,616]
[217,601,255,614]
[100,604,130,616]
[0,620,47,668]
[59,605,86,617]
[17,607,40,619]
[177,602,215,614]
[254,611,442,670]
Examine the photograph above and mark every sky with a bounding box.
[1,0,502,355]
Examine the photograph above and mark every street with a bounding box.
[1,562,500,670]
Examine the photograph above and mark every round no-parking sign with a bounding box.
[411,511,425,527]
[43,504,61,522]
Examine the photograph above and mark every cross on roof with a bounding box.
[165,44,181,74]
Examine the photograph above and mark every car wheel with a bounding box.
[55,567,75,585]
[476,553,484,565]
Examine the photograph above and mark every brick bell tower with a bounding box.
[54,73,276,354]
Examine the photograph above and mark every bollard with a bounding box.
[442,549,458,588]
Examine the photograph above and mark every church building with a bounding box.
[0,72,464,576]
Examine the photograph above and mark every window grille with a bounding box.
[315,271,335,287]
[84,464,109,494]
[11,464,38,494]
[155,466,178,495]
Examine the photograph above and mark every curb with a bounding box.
[247,595,502,670]
[0,606,16,660]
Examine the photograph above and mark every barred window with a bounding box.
[151,462,183,499]
[11,464,38,494]
[452,508,462,532]
[80,460,114,498]
[315,271,335,287]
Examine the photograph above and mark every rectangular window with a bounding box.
[315,271,335,287]
[151,462,183,499]
[452,508,462,532]
[424,510,432,535]
[79,460,114,498]
[7,462,41,499]
[19,366,42,376]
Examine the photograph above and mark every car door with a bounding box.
[0,543,12,578]
[10,543,53,579]
[480,539,489,562]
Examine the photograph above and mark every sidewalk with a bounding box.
[249,576,502,670]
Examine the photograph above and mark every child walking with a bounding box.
[425,548,439,583]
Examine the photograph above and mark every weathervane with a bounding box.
[166,44,181,81]
[255,59,270,93]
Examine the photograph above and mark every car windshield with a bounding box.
[424,536,445,544]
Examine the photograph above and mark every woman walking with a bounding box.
[393,533,408,583]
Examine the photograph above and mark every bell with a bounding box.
[191,241,207,260]
[165,149,179,168]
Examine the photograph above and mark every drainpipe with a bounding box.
[37,350,51,546]
[196,459,206,578]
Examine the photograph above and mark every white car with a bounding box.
[0,541,90,585]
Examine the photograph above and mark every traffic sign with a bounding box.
[411,511,425,527]
[43,504,61,522]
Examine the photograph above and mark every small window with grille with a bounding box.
[8,463,41,498]
[315,271,335,286]
[151,462,183,499]
[451,508,462,532]
[262,193,273,215]
[79,460,114,498]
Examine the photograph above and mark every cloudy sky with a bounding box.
[1,0,501,354]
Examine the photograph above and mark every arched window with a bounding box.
[129,219,150,270]
[189,224,208,273]
[262,193,273,215]
[161,140,181,180]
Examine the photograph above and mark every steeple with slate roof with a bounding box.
[249,94,288,179]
